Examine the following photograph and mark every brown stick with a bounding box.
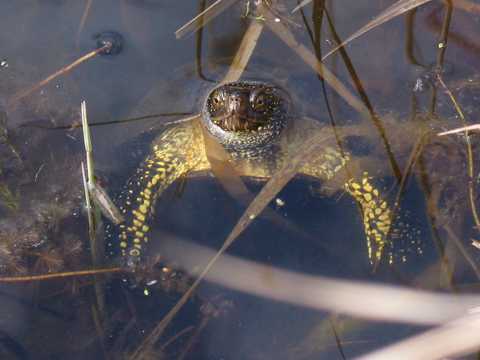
[0,267,123,283]
[8,45,109,107]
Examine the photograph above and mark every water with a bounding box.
[0,1,479,359]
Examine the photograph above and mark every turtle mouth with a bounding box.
[210,112,267,132]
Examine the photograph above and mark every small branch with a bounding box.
[0,268,122,283]
[8,45,108,107]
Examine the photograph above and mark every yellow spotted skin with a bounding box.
[111,81,399,268]
[345,174,392,264]
[113,121,205,267]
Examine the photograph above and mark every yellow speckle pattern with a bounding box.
[106,112,409,269]
[300,148,394,264]
[345,173,392,264]
[114,122,204,264]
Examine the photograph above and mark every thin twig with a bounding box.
[8,45,108,107]
[404,8,425,66]
[321,0,436,61]
[262,7,370,118]
[438,123,480,136]
[292,0,312,13]
[20,112,194,130]
[436,75,480,232]
[264,5,403,182]
[357,311,480,359]
[76,0,93,47]
[153,236,480,325]
[0,268,122,283]
[175,0,240,39]
[390,130,429,222]
[222,19,265,83]
[429,0,453,113]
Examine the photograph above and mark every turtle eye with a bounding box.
[209,90,225,112]
[250,89,268,112]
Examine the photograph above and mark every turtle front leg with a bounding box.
[344,174,392,264]
[299,147,393,265]
[108,122,206,268]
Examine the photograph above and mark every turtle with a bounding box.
[106,79,403,271]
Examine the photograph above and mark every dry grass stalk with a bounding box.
[436,75,480,233]
[321,0,435,61]
[261,7,370,118]
[357,311,480,359]
[76,0,93,46]
[0,267,122,282]
[175,0,240,39]
[155,236,480,326]
[438,123,480,136]
[8,46,108,107]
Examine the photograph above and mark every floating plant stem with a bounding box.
[222,19,265,83]
[263,1,404,183]
[8,45,109,107]
[260,5,370,118]
[390,130,429,220]
[292,0,312,13]
[429,0,453,114]
[195,0,215,82]
[435,0,452,70]
[148,236,480,325]
[177,315,212,360]
[320,5,403,182]
[436,75,480,234]
[160,326,195,353]
[175,0,240,39]
[321,0,436,61]
[405,8,425,67]
[438,123,480,136]
[0,267,122,283]
[76,0,93,46]
[357,312,480,359]
[21,112,194,130]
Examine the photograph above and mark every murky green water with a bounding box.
[0,1,480,359]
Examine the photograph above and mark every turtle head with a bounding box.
[202,81,290,150]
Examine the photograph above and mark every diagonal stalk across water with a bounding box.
[292,0,437,61]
